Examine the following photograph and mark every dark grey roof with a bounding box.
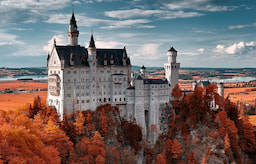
[55,45,88,67]
[201,81,210,87]
[135,75,143,80]
[54,45,131,67]
[96,48,130,66]
[195,80,211,88]
[89,34,96,48]
[127,86,135,89]
[168,46,177,52]
[70,12,77,28]
[144,79,168,84]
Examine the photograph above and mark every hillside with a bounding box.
[0,84,255,163]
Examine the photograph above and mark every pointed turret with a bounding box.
[140,65,146,79]
[89,33,96,48]
[67,9,79,46]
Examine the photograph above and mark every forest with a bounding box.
[0,84,255,164]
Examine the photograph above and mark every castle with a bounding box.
[46,11,180,141]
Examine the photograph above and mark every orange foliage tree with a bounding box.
[0,110,61,163]
[44,119,73,161]
[70,131,106,163]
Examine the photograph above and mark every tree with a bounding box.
[28,96,42,118]
[165,139,173,163]
[171,139,182,159]
[187,151,197,164]
[156,153,167,164]
[71,131,106,163]
[224,133,230,156]
[44,119,73,161]
[73,111,85,138]
[144,145,154,164]
[201,154,207,164]
[171,84,182,99]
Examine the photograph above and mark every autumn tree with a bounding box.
[187,151,197,164]
[156,153,167,164]
[73,111,86,141]
[171,139,182,160]
[44,119,73,161]
[70,131,106,163]
[121,118,142,154]
[0,111,61,163]
[144,145,154,164]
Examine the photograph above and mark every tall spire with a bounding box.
[70,8,77,28]
[89,31,96,48]
[67,7,79,46]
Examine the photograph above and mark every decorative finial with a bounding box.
[72,4,74,14]
[54,38,56,45]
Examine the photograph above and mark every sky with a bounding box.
[0,0,256,68]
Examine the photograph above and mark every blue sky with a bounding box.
[0,0,256,68]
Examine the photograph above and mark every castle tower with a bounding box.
[87,33,97,110]
[217,82,224,97]
[164,46,180,92]
[140,65,146,79]
[67,9,79,46]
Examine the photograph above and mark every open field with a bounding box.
[0,91,47,111]
[0,81,47,111]
[224,87,256,104]
[249,115,256,126]
[0,81,47,90]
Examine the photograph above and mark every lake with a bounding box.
[0,75,48,81]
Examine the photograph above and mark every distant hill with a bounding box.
[0,67,47,77]
[1,66,256,81]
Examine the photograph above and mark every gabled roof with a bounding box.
[195,80,211,88]
[55,45,89,67]
[54,45,131,67]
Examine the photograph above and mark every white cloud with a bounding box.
[45,13,153,29]
[0,32,25,46]
[105,9,163,19]
[133,43,162,60]
[0,0,71,25]
[72,1,81,4]
[228,22,256,30]
[163,0,236,12]
[182,48,205,56]
[246,41,254,46]
[214,41,255,55]
[85,40,124,48]
[43,34,67,53]
[105,8,202,20]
